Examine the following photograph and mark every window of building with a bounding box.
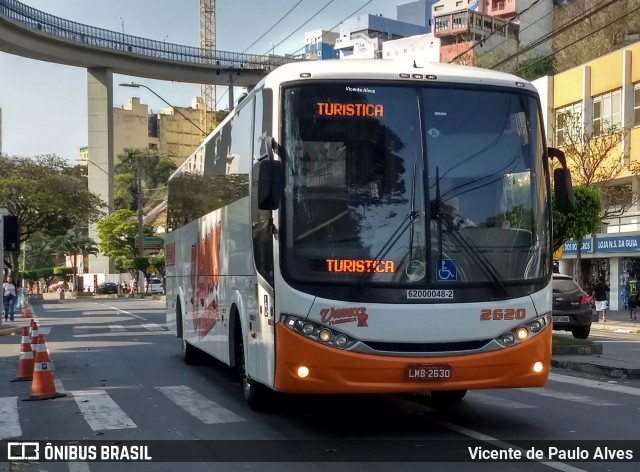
[634,84,640,127]
[555,102,582,147]
[593,89,621,135]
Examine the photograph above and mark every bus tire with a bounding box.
[234,325,271,411]
[431,389,467,403]
[243,376,271,412]
[182,337,200,365]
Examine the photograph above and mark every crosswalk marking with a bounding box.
[520,388,620,406]
[72,390,137,430]
[74,324,168,333]
[140,323,164,331]
[157,385,246,424]
[0,396,22,438]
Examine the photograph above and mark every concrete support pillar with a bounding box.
[609,257,622,311]
[559,259,573,276]
[87,68,114,274]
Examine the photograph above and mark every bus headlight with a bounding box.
[495,314,550,347]
[281,315,357,350]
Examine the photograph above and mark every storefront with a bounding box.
[558,234,640,311]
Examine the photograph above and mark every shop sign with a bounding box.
[562,239,592,254]
[562,235,640,255]
[594,235,640,253]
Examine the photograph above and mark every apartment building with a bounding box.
[433,0,553,65]
[533,42,640,310]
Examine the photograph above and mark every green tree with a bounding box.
[554,111,637,221]
[0,154,105,275]
[553,186,601,286]
[114,148,177,211]
[51,229,99,291]
[96,209,155,283]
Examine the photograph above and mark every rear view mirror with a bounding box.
[549,147,575,213]
[257,159,282,210]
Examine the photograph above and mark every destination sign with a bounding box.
[326,258,395,273]
[317,102,384,117]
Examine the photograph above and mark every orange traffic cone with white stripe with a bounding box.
[30,321,39,350]
[24,334,65,401]
[11,327,34,382]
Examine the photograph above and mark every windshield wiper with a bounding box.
[355,165,424,286]
[432,171,507,297]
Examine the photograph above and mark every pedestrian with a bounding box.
[591,276,610,322]
[625,271,639,321]
[3,276,17,322]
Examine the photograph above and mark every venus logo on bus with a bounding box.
[320,307,369,327]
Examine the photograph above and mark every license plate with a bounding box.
[553,316,570,323]
[406,364,452,381]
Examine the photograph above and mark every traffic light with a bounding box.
[3,215,19,251]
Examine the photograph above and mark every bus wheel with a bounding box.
[235,336,270,411]
[182,337,200,365]
[431,390,467,403]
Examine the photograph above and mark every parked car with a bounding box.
[96,282,118,295]
[147,277,164,294]
[551,273,593,339]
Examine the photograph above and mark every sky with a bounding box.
[0,0,400,163]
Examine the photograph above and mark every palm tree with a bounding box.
[51,229,99,291]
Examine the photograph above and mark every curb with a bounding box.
[551,357,640,379]
[552,343,603,356]
[0,326,23,336]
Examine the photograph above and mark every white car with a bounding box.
[148,278,164,294]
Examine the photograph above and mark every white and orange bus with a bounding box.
[165,59,573,410]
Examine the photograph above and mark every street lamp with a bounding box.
[119,83,206,135]
[119,16,124,48]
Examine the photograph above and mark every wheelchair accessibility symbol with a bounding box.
[436,259,457,281]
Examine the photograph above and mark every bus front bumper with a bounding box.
[274,323,551,394]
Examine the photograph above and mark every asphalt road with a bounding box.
[1,298,639,472]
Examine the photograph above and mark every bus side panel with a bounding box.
[250,283,276,388]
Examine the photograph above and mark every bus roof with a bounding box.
[262,59,537,93]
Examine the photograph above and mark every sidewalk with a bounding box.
[2,303,638,380]
[552,309,640,380]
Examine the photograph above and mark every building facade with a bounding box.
[334,14,429,59]
[433,0,553,65]
[114,97,201,167]
[304,30,339,60]
[533,42,640,310]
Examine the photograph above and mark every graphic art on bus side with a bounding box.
[190,222,222,339]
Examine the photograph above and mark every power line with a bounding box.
[286,0,374,56]
[261,0,337,56]
[488,0,622,70]
[242,0,306,53]
[447,0,542,64]
[514,2,640,75]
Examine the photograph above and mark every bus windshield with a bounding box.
[281,82,549,286]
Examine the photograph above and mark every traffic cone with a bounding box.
[22,297,31,318]
[11,327,34,382]
[30,321,39,349]
[24,334,65,401]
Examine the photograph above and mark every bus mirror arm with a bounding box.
[548,147,575,214]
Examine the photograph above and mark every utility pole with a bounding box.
[136,154,145,294]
